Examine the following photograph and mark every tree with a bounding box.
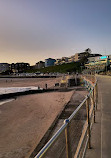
[85,48,92,54]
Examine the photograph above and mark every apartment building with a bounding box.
[11,62,30,73]
[68,55,75,63]
[85,55,109,72]
[35,61,45,69]
[55,57,68,65]
[45,58,56,67]
[74,52,90,61]
[0,63,10,73]
[54,59,62,65]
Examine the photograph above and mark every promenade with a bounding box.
[86,75,111,158]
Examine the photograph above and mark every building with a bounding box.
[45,58,56,67]
[85,55,110,73]
[54,49,100,65]
[68,55,75,63]
[35,61,45,69]
[74,50,102,62]
[74,48,91,61]
[61,57,68,64]
[11,62,30,73]
[0,63,10,73]
[75,52,90,61]
[11,63,15,72]
[55,57,69,65]
[89,53,102,58]
[54,59,62,65]
[55,57,68,65]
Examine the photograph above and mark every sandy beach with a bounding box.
[0,77,62,89]
[0,78,73,158]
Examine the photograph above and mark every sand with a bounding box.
[0,77,62,89]
[0,90,73,158]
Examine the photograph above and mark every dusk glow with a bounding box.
[0,0,111,65]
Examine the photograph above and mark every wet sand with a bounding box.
[0,90,73,158]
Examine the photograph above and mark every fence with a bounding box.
[34,75,98,158]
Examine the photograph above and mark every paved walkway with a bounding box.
[85,75,111,158]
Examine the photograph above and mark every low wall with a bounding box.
[0,88,58,100]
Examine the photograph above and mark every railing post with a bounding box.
[93,89,96,123]
[64,119,72,158]
[86,96,91,149]
[94,85,96,110]
[96,83,98,110]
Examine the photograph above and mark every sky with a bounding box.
[0,0,111,65]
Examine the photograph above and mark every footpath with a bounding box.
[85,75,111,158]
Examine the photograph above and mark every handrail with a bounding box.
[35,95,89,158]
[35,121,68,158]
[34,76,98,158]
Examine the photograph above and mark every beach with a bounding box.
[0,77,73,158]
[0,77,62,89]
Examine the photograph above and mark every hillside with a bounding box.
[28,62,82,73]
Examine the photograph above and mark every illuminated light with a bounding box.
[100,56,108,59]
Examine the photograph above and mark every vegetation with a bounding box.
[27,62,82,73]
[27,48,92,73]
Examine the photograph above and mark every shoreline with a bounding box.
[0,75,57,78]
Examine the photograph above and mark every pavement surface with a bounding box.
[86,75,111,158]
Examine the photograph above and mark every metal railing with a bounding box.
[34,75,98,158]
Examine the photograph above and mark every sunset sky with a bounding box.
[0,0,111,65]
